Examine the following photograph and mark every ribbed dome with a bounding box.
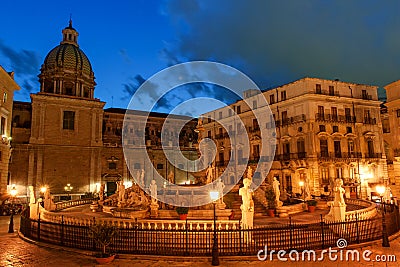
[43,44,93,76]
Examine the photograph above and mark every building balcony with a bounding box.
[318,152,362,159]
[315,90,340,97]
[364,153,382,159]
[362,117,377,125]
[275,152,307,161]
[275,114,306,127]
[315,113,356,123]
[249,126,260,133]
[215,133,229,139]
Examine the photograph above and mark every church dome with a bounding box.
[39,20,96,99]
[42,43,93,76]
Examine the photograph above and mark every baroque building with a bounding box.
[9,21,197,200]
[0,67,20,195]
[200,78,387,199]
[383,80,400,198]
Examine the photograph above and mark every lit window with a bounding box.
[397,109,400,117]
[3,92,7,103]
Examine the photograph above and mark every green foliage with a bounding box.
[176,206,189,214]
[265,187,276,209]
[306,199,318,206]
[89,222,119,256]
[223,194,235,209]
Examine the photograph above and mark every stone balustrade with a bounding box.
[40,209,240,230]
[344,199,377,221]
[54,198,95,211]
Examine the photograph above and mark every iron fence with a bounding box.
[20,205,400,256]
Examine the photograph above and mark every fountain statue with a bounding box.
[239,178,254,229]
[272,177,283,208]
[326,178,346,221]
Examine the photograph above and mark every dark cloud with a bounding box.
[163,0,400,98]
[0,39,40,96]
[121,74,146,99]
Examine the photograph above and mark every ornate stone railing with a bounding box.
[54,198,95,211]
[344,199,377,221]
[40,209,240,230]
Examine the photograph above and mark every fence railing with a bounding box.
[20,204,400,256]
[54,198,95,211]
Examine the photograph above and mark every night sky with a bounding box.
[1,0,399,116]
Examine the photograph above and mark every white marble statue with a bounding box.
[168,171,174,184]
[304,175,311,200]
[149,179,158,204]
[99,183,105,202]
[239,178,254,230]
[118,181,126,205]
[206,165,214,184]
[325,178,347,222]
[272,177,283,207]
[29,186,35,204]
[333,178,345,206]
[215,178,225,204]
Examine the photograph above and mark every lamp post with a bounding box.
[376,185,390,247]
[64,183,73,200]
[8,185,17,233]
[210,190,219,266]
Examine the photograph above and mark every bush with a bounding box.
[265,187,276,209]
[306,199,318,206]
[176,206,189,214]
[88,223,119,257]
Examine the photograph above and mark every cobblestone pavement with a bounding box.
[1,214,400,266]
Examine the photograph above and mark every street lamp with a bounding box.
[8,185,17,233]
[64,183,73,200]
[209,190,219,266]
[376,185,390,247]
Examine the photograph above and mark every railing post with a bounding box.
[238,220,242,255]
[355,213,360,243]
[61,215,64,245]
[320,214,325,249]
[185,218,189,256]
[37,213,41,241]
[289,216,293,250]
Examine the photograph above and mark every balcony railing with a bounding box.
[319,152,362,159]
[274,152,307,161]
[316,90,340,97]
[275,114,306,127]
[315,113,356,123]
[364,153,382,159]
[362,117,377,125]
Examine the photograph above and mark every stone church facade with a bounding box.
[9,21,197,199]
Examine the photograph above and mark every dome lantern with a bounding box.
[61,19,79,46]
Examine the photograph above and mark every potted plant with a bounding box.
[176,206,189,220]
[265,187,276,217]
[306,199,318,213]
[89,222,119,264]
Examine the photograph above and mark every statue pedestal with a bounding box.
[150,202,159,218]
[241,210,254,243]
[44,199,56,211]
[325,202,346,222]
[216,202,226,210]
[241,210,254,229]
